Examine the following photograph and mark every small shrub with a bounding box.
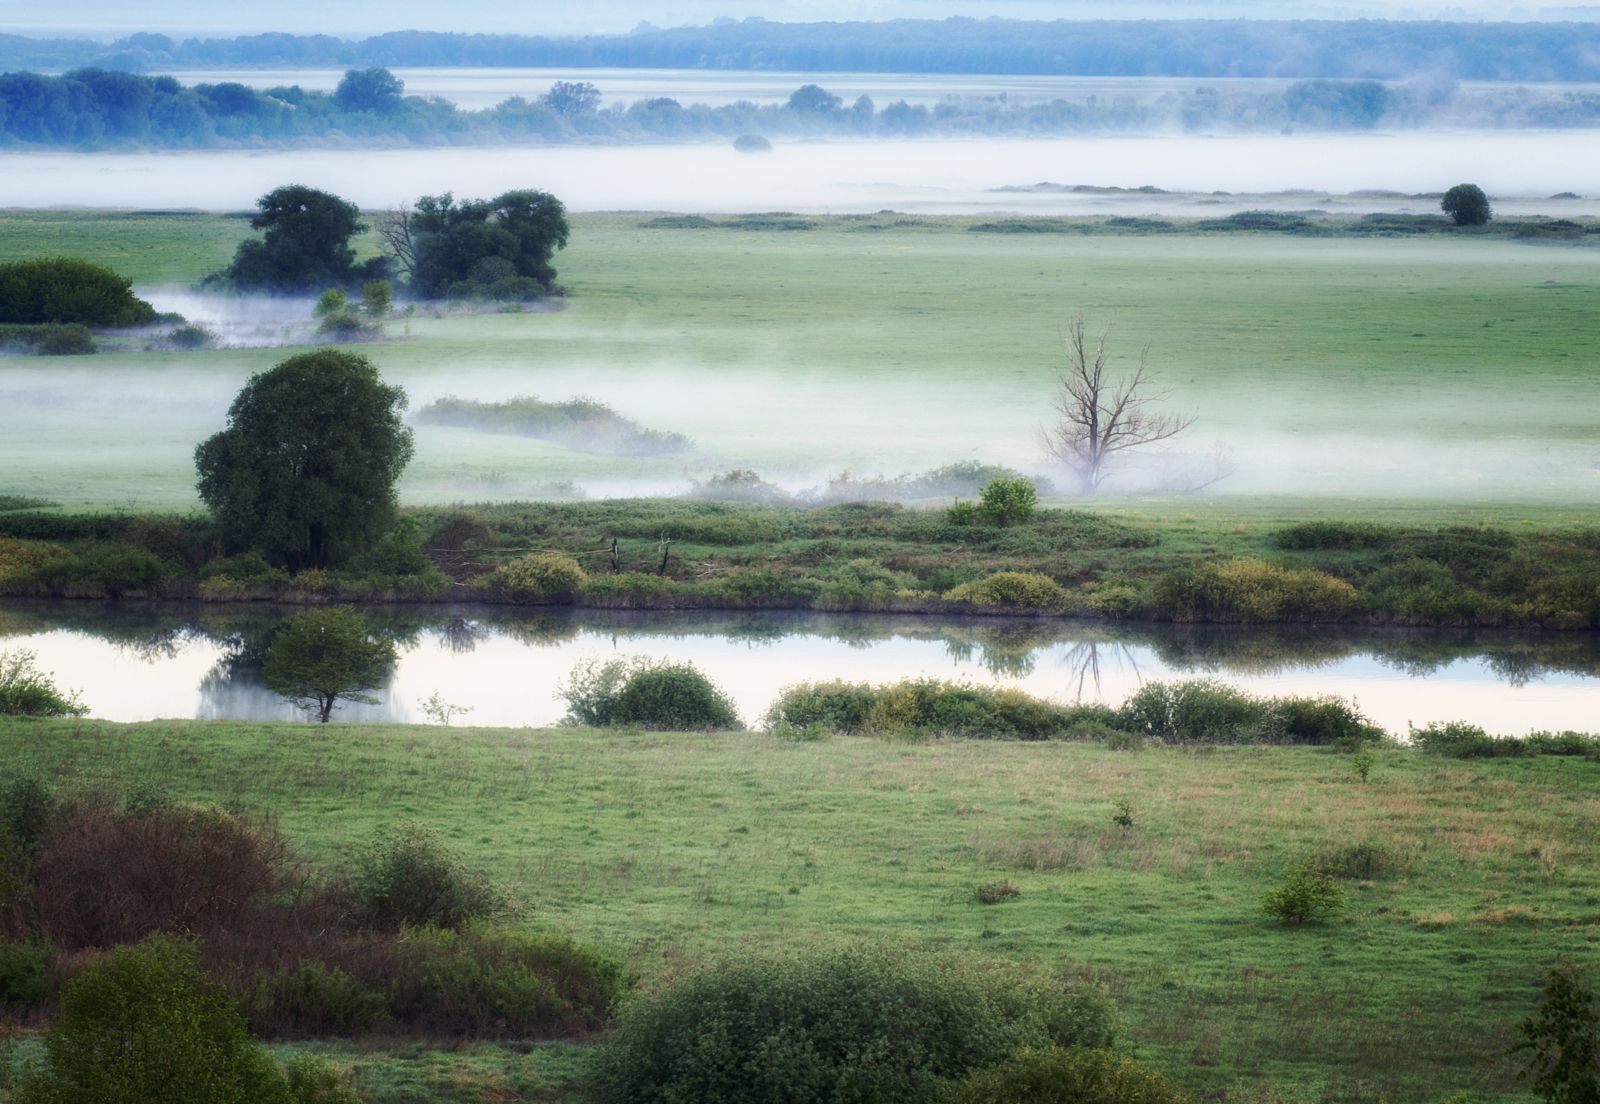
[1411,720,1504,758]
[946,500,977,526]
[1111,800,1135,829]
[0,537,71,582]
[1513,964,1599,1104]
[763,680,879,734]
[34,328,97,356]
[0,650,87,717]
[1118,680,1270,743]
[382,923,625,1038]
[1263,863,1345,924]
[10,935,288,1104]
[0,773,59,852]
[560,657,741,730]
[244,961,388,1037]
[946,571,1069,611]
[945,1047,1188,1104]
[1350,749,1377,782]
[283,1054,362,1104]
[349,823,503,931]
[593,947,1114,1104]
[977,477,1038,526]
[479,552,587,603]
[0,940,52,1012]
[169,324,216,349]
[974,880,1021,904]
[198,551,291,596]
[1156,558,1358,622]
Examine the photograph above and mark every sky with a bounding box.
[9,0,1599,37]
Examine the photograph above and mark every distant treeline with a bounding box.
[3,66,1599,149]
[5,19,1600,81]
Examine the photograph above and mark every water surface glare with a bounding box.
[3,604,1598,733]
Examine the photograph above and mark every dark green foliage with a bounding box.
[195,349,414,571]
[262,607,396,723]
[381,923,626,1038]
[244,961,388,1037]
[333,67,404,113]
[0,258,156,326]
[0,940,52,1011]
[1442,183,1493,226]
[1154,558,1358,623]
[12,544,174,598]
[1514,965,1600,1104]
[945,1047,1188,1104]
[416,395,690,456]
[1273,520,1391,550]
[0,496,56,513]
[560,658,742,730]
[11,935,289,1104]
[0,651,86,718]
[977,477,1038,527]
[0,773,59,851]
[1118,680,1384,745]
[407,190,569,299]
[198,551,292,595]
[974,880,1021,904]
[593,946,1115,1104]
[349,823,503,930]
[281,1055,362,1104]
[1262,863,1345,924]
[34,328,97,356]
[221,185,382,292]
[1283,79,1390,127]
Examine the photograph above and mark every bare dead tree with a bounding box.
[377,202,417,283]
[1040,317,1195,494]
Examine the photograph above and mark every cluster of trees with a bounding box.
[7,20,1600,81]
[0,258,158,326]
[214,183,568,300]
[4,66,1600,150]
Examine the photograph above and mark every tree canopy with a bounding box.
[194,349,414,571]
[220,184,387,292]
[403,189,570,300]
[1441,183,1493,226]
[0,258,157,326]
[263,606,396,723]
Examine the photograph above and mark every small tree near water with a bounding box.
[263,607,395,723]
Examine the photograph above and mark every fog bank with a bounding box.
[3,133,1597,213]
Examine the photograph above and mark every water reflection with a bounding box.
[2,600,1599,733]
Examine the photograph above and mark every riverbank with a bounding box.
[1,717,1595,1102]
[3,501,1599,631]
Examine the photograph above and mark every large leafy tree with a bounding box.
[221,184,383,292]
[194,349,413,571]
[263,606,396,723]
[1441,182,1492,226]
[402,189,569,299]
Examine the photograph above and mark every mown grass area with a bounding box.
[1,210,1597,510]
[1,717,1595,1102]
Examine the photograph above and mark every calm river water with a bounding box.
[3,602,1597,732]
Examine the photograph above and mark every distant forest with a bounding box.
[4,18,1600,82]
[2,65,1598,150]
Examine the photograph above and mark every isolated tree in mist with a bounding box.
[334,67,404,113]
[541,80,601,118]
[194,349,413,571]
[263,606,395,723]
[1041,318,1193,494]
[221,184,385,292]
[1441,183,1492,226]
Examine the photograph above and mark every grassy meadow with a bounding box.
[2,717,1597,1102]
[1,209,1598,514]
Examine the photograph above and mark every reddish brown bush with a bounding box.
[25,799,297,950]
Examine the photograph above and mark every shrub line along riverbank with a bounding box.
[3,503,1600,630]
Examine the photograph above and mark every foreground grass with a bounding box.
[2,717,1596,1101]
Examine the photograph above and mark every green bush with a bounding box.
[35,328,97,356]
[384,923,626,1038]
[1410,722,1600,759]
[1514,965,1600,1104]
[0,258,159,327]
[479,552,587,602]
[1118,680,1382,745]
[0,940,53,1011]
[593,947,1114,1104]
[0,651,87,718]
[945,571,1069,611]
[579,572,683,608]
[945,1047,1187,1104]
[976,477,1038,526]
[1155,558,1358,622]
[11,935,289,1104]
[764,680,1112,741]
[1262,863,1345,924]
[243,961,388,1037]
[0,773,59,851]
[282,1055,362,1104]
[15,545,174,598]
[560,658,742,730]
[198,551,292,597]
[1272,520,1392,551]
[349,823,503,930]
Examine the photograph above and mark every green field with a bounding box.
[2,210,1598,513]
[2,717,1596,1102]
